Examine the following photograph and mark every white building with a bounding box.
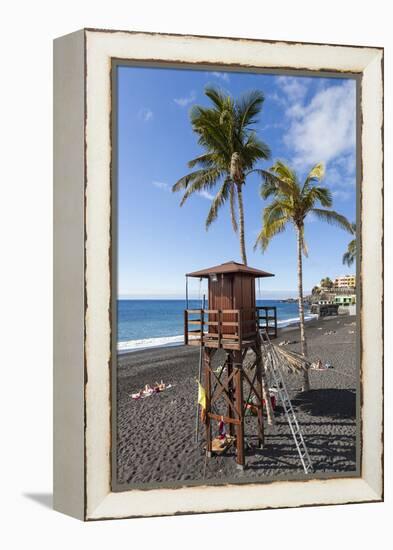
[334,274,356,288]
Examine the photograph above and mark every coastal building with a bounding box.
[334,294,356,306]
[310,303,339,316]
[334,274,356,288]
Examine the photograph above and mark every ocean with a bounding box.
[117,299,317,353]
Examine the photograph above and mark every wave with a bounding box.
[118,334,185,353]
[277,313,318,328]
[117,314,318,353]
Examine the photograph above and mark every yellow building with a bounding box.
[334,274,356,288]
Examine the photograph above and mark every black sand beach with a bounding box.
[116,315,358,488]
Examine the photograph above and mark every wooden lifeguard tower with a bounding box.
[184,261,277,468]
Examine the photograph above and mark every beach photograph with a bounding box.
[113,64,358,489]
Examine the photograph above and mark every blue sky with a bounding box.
[117,65,356,299]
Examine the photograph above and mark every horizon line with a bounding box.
[118,293,309,300]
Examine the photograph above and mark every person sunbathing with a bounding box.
[131,381,172,400]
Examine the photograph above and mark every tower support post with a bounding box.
[203,344,267,468]
[204,347,212,457]
[234,352,245,468]
[255,346,265,449]
[226,353,235,437]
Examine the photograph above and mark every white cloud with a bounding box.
[198,190,215,200]
[174,90,197,107]
[152,181,169,191]
[138,107,153,122]
[267,91,287,107]
[275,76,312,102]
[333,152,356,175]
[325,161,355,187]
[208,71,230,82]
[284,80,356,171]
[268,77,313,110]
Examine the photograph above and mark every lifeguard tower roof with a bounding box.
[186,261,274,279]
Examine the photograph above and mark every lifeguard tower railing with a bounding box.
[184,306,277,350]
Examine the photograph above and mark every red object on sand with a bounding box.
[263,395,276,409]
[218,418,226,439]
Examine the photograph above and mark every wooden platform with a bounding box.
[184,307,277,350]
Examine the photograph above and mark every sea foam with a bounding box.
[277,313,318,328]
[118,334,184,353]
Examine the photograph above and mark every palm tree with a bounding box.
[343,223,357,266]
[172,86,271,265]
[320,277,334,289]
[254,161,352,391]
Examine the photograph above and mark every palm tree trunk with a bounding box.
[296,225,310,391]
[237,184,247,265]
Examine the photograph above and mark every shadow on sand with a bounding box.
[291,388,356,419]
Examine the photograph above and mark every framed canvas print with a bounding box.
[53,29,383,520]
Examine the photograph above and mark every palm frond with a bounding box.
[190,109,232,160]
[342,237,356,266]
[307,162,325,181]
[342,251,355,266]
[302,162,325,194]
[175,169,223,206]
[273,346,311,373]
[256,169,296,200]
[187,153,216,169]
[254,216,289,251]
[270,160,298,185]
[241,133,271,167]
[258,162,301,207]
[302,186,332,210]
[311,208,353,232]
[205,178,231,228]
[204,86,230,111]
[262,200,286,225]
[172,170,204,192]
[235,89,265,130]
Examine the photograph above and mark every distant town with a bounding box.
[281,274,356,314]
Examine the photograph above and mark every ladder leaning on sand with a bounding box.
[259,330,313,474]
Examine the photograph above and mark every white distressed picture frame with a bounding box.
[53,29,383,521]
